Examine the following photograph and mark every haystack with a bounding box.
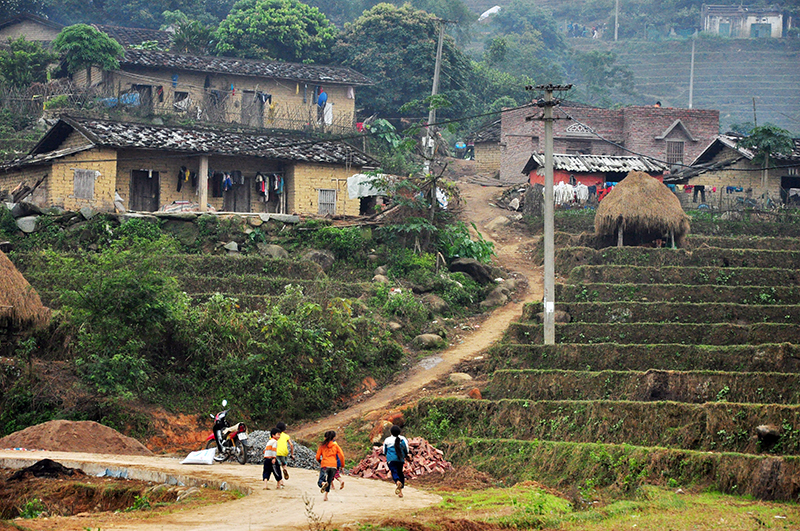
[595,171,690,248]
[0,251,50,333]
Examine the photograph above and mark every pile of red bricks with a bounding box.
[349,437,453,480]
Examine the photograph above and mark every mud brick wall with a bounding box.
[475,142,500,175]
[287,162,362,217]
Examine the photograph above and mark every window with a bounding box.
[666,141,684,165]
[750,23,772,38]
[318,189,336,215]
[73,169,96,199]
[173,91,190,111]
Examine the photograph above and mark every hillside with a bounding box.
[569,37,800,133]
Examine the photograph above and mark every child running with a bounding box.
[315,430,345,501]
[262,427,283,489]
[382,425,409,497]
[275,422,295,481]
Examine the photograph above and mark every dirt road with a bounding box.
[0,449,441,530]
[294,180,542,440]
[1,179,541,531]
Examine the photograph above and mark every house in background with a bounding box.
[671,134,800,209]
[467,119,500,176]
[0,13,62,43]
[500,102,719,183]
[0,13,173,47]
[702,5,783,38]
[0,115,377,216]
[77,50,372,133]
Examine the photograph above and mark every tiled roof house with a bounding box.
[0,115,377,216]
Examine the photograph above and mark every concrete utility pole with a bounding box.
[614,0,619,41]
[688,31,696,108]
[423,20,446,177]
[527,84,572,345]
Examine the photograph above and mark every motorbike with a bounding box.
[204,400,248,464]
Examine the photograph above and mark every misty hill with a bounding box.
[568,37,800,134]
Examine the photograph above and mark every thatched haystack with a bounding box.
[595,171,690,248]
[0,251,50,332]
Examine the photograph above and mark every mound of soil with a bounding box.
[0,420,153,456]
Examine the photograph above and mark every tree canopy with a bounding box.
[737,124,795,167]
[0,37,57,88]
[214,0,337,62]
[333,3,474,120]
[52,24,124,75]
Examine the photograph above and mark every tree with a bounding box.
[566,50,635,107]
[214,0,337,62]
[0,37,57,88]
[52,25,124,84]
[491,0,565,52]
[333,3,473,120]
[737,124,795,208]
[164,11,217,55]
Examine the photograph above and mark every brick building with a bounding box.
[0,115,377,216]
[499,102,720,182]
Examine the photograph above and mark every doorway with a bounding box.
[223,174,252,212]
[130,170,160,211]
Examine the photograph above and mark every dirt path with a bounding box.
[0,449,440,531]
[1,177,542,531]
[295,179,542,440]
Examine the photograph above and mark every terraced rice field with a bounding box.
[408,216,800,501]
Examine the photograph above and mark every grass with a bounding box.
[384,484,800,531]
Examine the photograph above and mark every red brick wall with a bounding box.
[500,104,719,182]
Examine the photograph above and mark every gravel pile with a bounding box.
[245,430,320,470]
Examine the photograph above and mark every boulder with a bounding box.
[414,334,445,349]
[388,321,403,331]
[247,216,263,227]
[372,274,390,284]
[10,202,43,218]
[422,293,448,314]
[508,197,520,211]
[450,258,493,284]
[257,243,289,259]
[162,219,200,246]
[484,216,512,232]
[303,249,335,271]
[223,241,239,253]
[79,206,97,220]
[16,215,37,233]
[480,286,510,308]
[374,265,388,276]
[369,420,394,444]
[449,372,473,384]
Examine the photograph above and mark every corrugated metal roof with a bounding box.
[523,153,668,175]
[2,116,377,169]
[120,49,373,86]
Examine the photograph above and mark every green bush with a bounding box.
[310,226,369,260]
[437,221,495,262]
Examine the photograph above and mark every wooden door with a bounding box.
[241,91,264,128]
[223,175,251,212]
[130,170,160,212]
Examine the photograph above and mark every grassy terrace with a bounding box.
[524,301,800,324]
[412,396,800,454]
[485,369,800,404]
[568,265,799,285]
[404,227,800,501]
